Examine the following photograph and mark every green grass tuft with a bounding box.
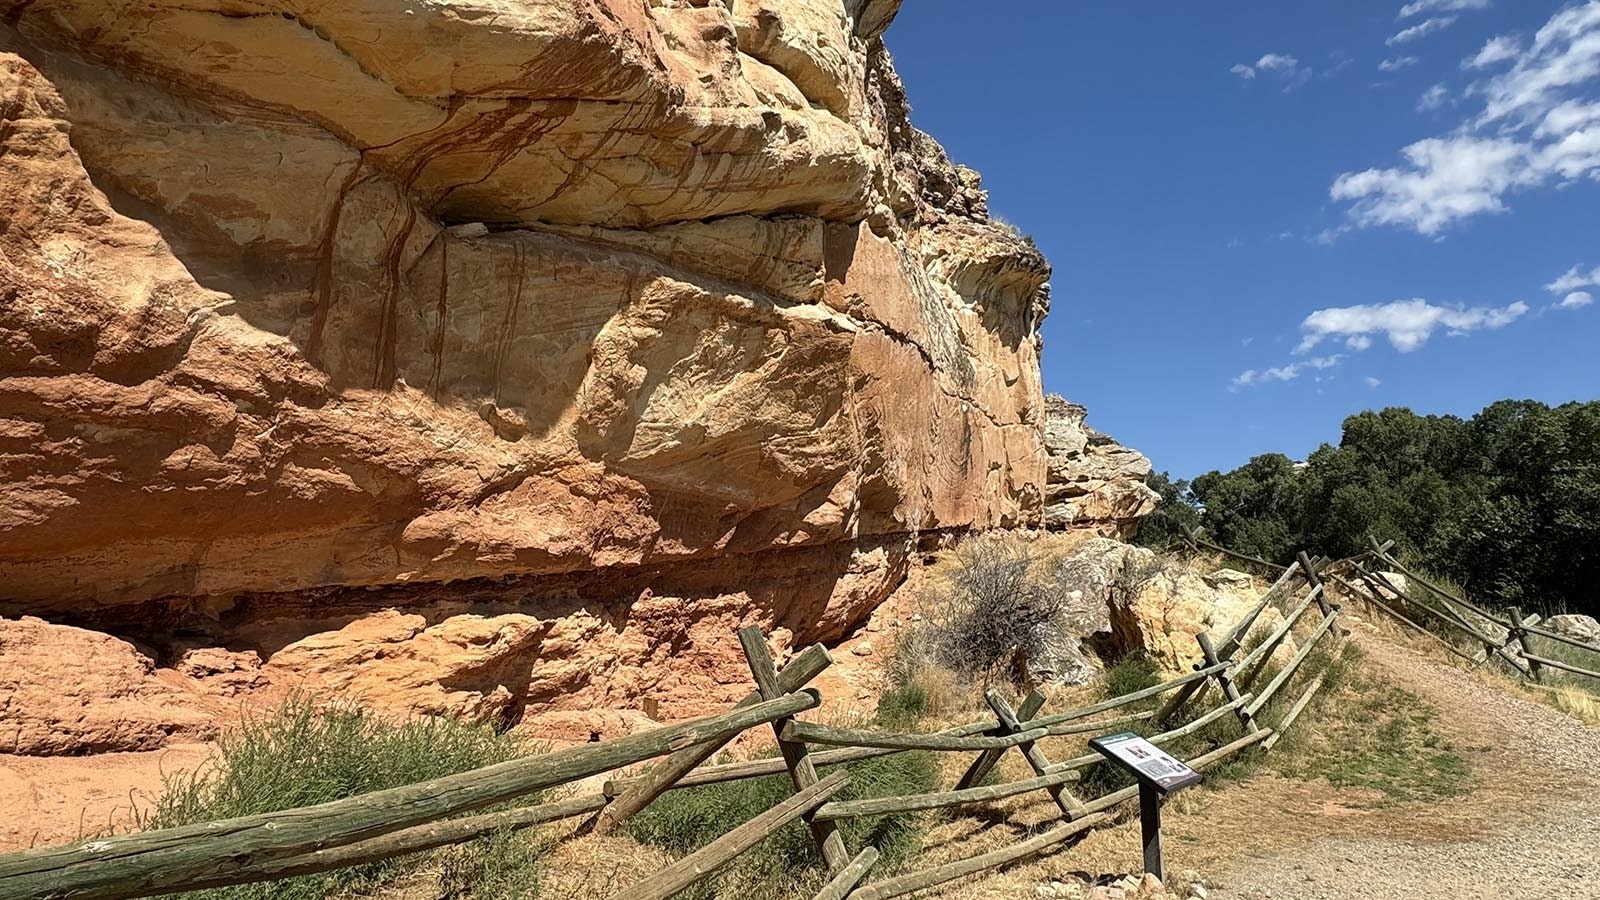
[143,696,545,900]
[1100,652,1162,702]
[875,680,930,731]
[1269,657,1470,807]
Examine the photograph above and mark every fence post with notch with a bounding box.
[737,625,853,874]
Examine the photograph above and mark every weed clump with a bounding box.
[1100,652,1162,702]
[143,696,544,900]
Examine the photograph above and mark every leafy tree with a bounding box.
[1181,400,1600,618]
[1134,471,1202,549]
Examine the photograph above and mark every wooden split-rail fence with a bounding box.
[0,559,1351,900]
[1312,537,1600,686]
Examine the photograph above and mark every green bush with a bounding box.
[143,697,544,900]
[1173,399,1600,619]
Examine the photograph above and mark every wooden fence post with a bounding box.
[738,626,852,874]
[0,691,823,900]
[984,690,1086,820]
[587,642,833,835]
[954,689,1046,790]
[622,770,851,900]
[1297,551,1332,617]
[1329,572,1483,666]
[1508,606,1542,683]
[812,847,880,900]
[1197,633,1260,735]
[1357,564,1532,678]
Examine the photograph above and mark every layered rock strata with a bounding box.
[1042,395,1160,537]
[0,1,1051,746]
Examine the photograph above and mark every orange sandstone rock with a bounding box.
[0,1,1052,751]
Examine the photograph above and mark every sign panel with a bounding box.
[1089,732,1202,793]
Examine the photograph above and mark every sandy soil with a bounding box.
[846,618,1600,899]
[0,742,213,851]
[5,612,1596,900]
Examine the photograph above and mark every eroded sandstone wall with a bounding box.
[1042,395,1160,537]
[0,0,1051,743]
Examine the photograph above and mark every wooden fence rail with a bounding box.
[1333,538,1600,687]
[0,543,1357,900]
[0,691,821,900]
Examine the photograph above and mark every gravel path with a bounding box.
[1212,630,1600,900]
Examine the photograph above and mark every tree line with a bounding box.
[1140,399,1600,618]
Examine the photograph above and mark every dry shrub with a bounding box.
[904,534,1066,686]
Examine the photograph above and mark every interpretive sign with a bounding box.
[1089,731,1203,880]
[1088,732,1202,793]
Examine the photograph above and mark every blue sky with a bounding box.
[886,0,1600,478]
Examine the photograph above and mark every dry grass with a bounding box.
[1533,682,1600,724]
[527,833,673,900]
[142,698,547,900]
[529,612,1492,899]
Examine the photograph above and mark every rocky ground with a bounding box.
[4,560,1595,898]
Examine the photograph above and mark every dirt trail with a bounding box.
[1208,627,1600,900]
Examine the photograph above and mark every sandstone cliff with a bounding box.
[1042,395,1159,537]
[0,1,1052,746]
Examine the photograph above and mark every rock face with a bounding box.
[1042,395,1160,537]
[0,618,219,754]
[0,2,1051,746]
[1046,540,1288,680]
[1119,564,1290,676]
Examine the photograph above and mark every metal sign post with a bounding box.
[1089,731,1203,881]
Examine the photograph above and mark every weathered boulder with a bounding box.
[1121,565,1290,676]
[1047,541,1288,679]
[1037,538,1150,683]
[1366,572,1411,601]
[1042,396,1160,537]
[0,2,1054,745]
[1546,614,1600,646]
[0,618,218,755]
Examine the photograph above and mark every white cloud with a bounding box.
[1476,3,1600,127]
[1296,298,1530,353]
[1389,16,1459,46]
[1233,53,1314,89]
[1465,35,1522,69]
[1560,290,1594,309]
[1418,83,1451,111]
[1338,4,1600,236]
[1232,355,1345,390]
[1364,376,1384,388]
[1380,56,1421,72]
[1400,0,1490,18]
[1257,53,1300,72]
[1547,262,1600,293]
[1331,136,1530,234]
